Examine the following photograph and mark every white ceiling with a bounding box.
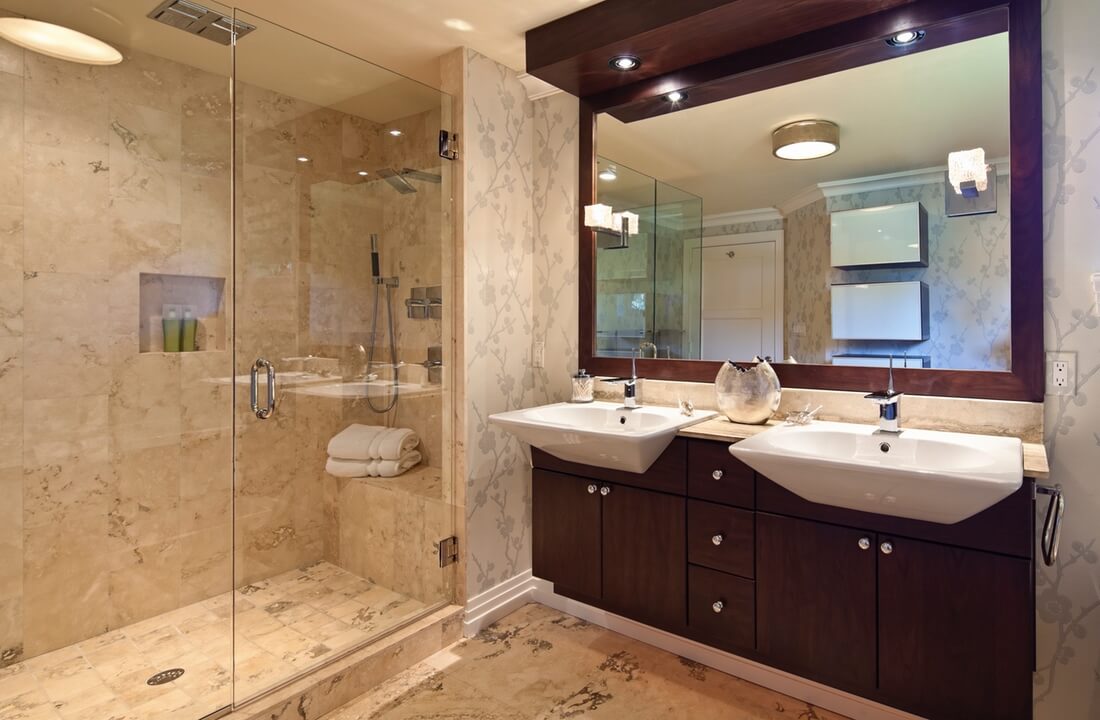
[597,33,1011,216]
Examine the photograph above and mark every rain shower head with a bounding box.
[147,0,255,45]
[376,168,417,195]
[400,168,442,184]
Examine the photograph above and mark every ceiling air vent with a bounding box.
[147,0,255,45]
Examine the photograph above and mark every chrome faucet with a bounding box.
[620,349,640,409]
[638,340,658,359]
[865,355,902,433]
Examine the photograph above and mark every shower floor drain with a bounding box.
[146,668,185,685]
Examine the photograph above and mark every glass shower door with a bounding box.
[231,11,456,703]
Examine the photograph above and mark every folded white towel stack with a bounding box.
[326,424,422,478]
[326,451,422,479]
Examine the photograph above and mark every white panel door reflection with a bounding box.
[699,236,782,362]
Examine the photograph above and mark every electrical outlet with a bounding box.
[532,341,545,369]
[1046,351,1076,396]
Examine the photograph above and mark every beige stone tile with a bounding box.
[107,540,182,630]
[0,71,22,206]
[0,17,22,77]
[22,394,109,467]
[0,596,22,668]
[108,101,181,224]
[179,173,231,277]
[23,52,108,155]
[106,438,180,551]
[22,453,110,528]
[0,467,20,601]
[0,685,59,720]
[179,525,232,606]
[0,335,21,468]
[22,272,110,340]
[22,334,111,401]
[0,205,23,338]
[107,336,181,443]
[108,215,181,276]
[180,352,231,433]
[22,145,110,275]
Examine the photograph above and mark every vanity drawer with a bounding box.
[530,439,686,495]
[688,500,754,578]
[688,564,755,652]
[687,439,754,508]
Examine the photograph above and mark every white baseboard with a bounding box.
[529,579,923,720]
[462,570,536,636]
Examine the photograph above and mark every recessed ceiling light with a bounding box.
[388,129,403,137]
[886,29,925,47]
[598,166,618,181]
[665,90,686,103]
[772,120,839,160]
[357,170,369,176]
[296,155,311,163]
[0,18,122,65]
[609,55,641,71]
[443,18,474,32]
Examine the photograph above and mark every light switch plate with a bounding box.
[1046,351,1077,396]
[532,341,545,369]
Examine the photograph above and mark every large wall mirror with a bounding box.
[573,0,1042,401]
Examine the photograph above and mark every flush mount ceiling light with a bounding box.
[296,155,311,163]
[665,90,687,103]
[598,166,618,181]
[388,129,403,137]
[772,119,840,160]
[356,170,370,176]
[886,29,925,47]
[443,18,474,32]
[0,17,122,65]
[609,54,641,71]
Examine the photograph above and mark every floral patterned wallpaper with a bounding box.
[1036,0,1100,717]
[462,51,578,597]
[784,177,1012,370]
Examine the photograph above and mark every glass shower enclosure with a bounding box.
[0,2,456,717]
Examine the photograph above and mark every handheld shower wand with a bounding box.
[366,234,400,413]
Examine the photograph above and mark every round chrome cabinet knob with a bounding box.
[712,469,724,480]
[711,534,725,546]
[599,485,611,497]
[712,600,725,614]
[587,484,598,494]
[880,541,894,555]
[858,537,871,551]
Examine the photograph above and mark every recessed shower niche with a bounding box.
[139,272,227,353]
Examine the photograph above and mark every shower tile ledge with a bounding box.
[225,604,463,720]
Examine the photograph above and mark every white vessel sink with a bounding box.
[729,421,1023,524]
[489,401,716,473]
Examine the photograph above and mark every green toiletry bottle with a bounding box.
[181,309,197,352]
[163,309,181,353]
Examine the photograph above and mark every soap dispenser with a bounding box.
[571,369,594,403]
[163,309,181,353]
[181,309,197,352]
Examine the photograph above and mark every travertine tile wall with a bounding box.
[0,29,456,667]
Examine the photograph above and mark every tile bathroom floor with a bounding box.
[320,603,852,720]
[0,562,428,720]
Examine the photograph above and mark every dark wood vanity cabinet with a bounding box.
[531,461,686,630]
[532,439,1036,720]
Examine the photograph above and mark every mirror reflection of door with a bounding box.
[698,232,783,362]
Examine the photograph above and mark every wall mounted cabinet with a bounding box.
[532,438,1036,720]
[830,202,929,269]
[831,281,930,341]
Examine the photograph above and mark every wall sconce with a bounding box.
[948,148,989,197]
[585,204,639,250]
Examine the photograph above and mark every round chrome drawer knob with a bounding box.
[858,537,871,551]
[712,600,725,614]
[880,541,894,555]
[712,469,724,480]
[599,485,611,497]
[587,484,598,495]
[711,534,725,546]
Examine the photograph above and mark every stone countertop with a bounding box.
[679,416,1051,481]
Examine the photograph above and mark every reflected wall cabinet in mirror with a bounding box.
[526,0,1042,400]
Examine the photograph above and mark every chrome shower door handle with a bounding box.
[251,358,276,419]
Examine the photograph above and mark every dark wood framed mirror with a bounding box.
[528,0,1042,401]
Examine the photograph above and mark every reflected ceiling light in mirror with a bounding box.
[357,170,370,176]
[609,54,641,71]
[665,90,687,103]
[443,18,474,32]
[886,29,926,47]
[948,147,989,197]
[388,129,403,137]
[0,18,122,65]
[772,120,839,160]
[598,165,618,181]
[296,155,311,163]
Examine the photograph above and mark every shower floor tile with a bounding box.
[0,562,428,720]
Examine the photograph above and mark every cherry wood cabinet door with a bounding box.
[532,469,602,600]
[878,536,1033,720]
[756,513,877,692]
[602,483,686,630]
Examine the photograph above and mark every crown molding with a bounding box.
[702,207,783,227]
[516,72,563,101]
